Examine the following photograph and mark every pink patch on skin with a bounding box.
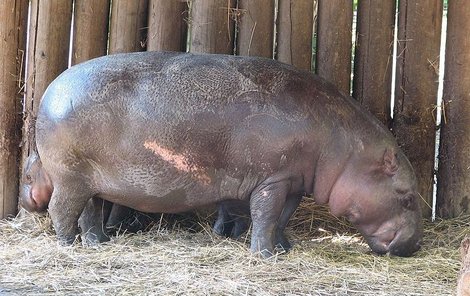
[144,141,211,184]
[144,141,191,172]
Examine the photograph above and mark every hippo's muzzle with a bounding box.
[365,225,422,257]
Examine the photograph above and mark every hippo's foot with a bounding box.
[51,213,81,246]
[56,234,78,246]
[274,230,292,251]
[81,228,110,246]
[250,238,276,259]
[213,215,249,238]
[248,180,292,259]
[212,217,226,236]
[249,233,291,258]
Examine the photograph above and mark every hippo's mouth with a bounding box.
[365,229,421,257]
[387,231,422,257]
[364,231,396,255]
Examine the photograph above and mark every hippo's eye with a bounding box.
[25,175,32,183]
[400,194,414,210]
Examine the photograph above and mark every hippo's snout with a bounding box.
[366,224,422,257]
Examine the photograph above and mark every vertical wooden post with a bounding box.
[148,0,188,52]
[109,0,149,54]
[0,0,28,218]
[237,0,275,58]
[277,0,315,71]
[437,0,470,217]
[393,0,442,217]
[72,0,111,65]
[190,0,235,54]
[352,0,396,127]
[316,0,353,94]
[22,0,73,168]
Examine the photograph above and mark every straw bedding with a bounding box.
[0,199,468,295]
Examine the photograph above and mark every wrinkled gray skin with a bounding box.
[32,52,422,257]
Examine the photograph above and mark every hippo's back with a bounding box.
[36,52,328,152]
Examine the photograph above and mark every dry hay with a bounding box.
[0,199,468,296]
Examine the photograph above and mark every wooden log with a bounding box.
[0,0,28,218]
[352,0,396,127]
[72,0,111,65]
[22,0,73,167]
[190,0,235,54]
[147,0,188,52]
[237,0,275,58]
[316,0,353,94]
[109,0,149,54]
[277,0,315,71]
[437,0,470,217]
[458,237,470,296]
[393,0,442,217]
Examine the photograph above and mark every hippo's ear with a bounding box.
[383,148,398,176]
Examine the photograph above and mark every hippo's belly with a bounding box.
[92,163,259,213]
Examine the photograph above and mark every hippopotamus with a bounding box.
[21,51,422,257]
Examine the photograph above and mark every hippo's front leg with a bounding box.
[250,180,290,258]
[274,194,303,250]
[48,179,94,244]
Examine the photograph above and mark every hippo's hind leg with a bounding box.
[213,201,249,238]
[48,177,95,245]
[106,204,133,230]
[249,180,290,258]
[78,197,112,245]
[274,194,303,251]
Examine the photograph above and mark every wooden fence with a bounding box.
[0,0,467,219]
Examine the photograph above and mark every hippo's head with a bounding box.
[329,147,423,257]
[19,152,53,213]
